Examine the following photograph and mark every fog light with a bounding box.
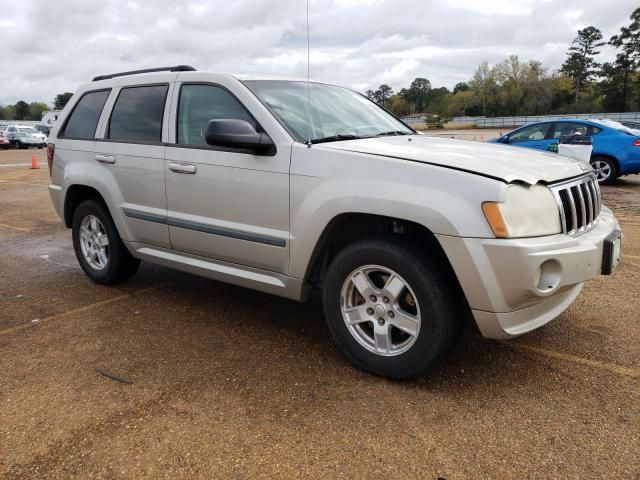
[536,260,562,293]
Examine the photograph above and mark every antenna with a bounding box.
[305,0,312,147]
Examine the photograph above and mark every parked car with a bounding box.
[0,136,10,149]
[34,124,51,136]
[3,125,46,148]
[47,66,621,379]
[13,132,44,149]
[17,126,47,143]
[489,119,640,184]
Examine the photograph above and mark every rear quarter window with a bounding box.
[107,85,168,143]
[61,90,110,139]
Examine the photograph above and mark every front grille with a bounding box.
[550,174,601,236]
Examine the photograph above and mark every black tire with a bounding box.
[72,199,140,284]
[322,238,462,379]
[590,155,618,185]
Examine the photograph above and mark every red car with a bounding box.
[0,136,11,149]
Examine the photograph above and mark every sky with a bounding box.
[0,0,637,106]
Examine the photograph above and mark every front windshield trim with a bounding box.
[242,80,416,144]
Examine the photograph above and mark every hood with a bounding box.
[320,135,589,184]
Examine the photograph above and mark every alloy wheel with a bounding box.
[591,159,612,183]
[79,215,110,270]
[340,265,421,356]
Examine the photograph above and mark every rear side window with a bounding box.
[550,122,589,139]
[108,85,168,143]
[177,84,256,147]
[62,90,110,139]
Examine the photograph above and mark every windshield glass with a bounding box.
[18,127,37,134]
[245,80,412,143]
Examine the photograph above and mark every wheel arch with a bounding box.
[591,153,620,171]
[305,213,467,302]
[63,184,109,228]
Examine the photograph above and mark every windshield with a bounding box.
[18,127,37,134]
[245,80,412,143]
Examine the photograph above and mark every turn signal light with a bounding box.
[632,139,640,147]
[482,202,509,238]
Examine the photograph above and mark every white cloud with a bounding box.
[0,0,636,105]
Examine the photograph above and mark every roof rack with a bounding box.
[92,65,196,82]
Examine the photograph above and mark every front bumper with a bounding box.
[437,207,620,339]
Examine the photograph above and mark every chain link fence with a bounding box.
[447,112,640,128]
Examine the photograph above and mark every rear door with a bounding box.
[507,122,553,150]
[94,79,173,248]
[164,78,291,274]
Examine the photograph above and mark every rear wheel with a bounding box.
[590,156,618,184]
[322,238,462,379]
[72,200,140,284]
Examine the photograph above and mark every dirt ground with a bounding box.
[0,147,639,479]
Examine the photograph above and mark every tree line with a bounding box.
[367,7,640,119]
[0,93,72,122]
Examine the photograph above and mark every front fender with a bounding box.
[288,146,501,279]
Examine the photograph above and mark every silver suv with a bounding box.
[48,66,622,378]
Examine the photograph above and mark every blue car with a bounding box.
[489,119,640,184]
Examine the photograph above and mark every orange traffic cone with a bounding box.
[31,156,40,169]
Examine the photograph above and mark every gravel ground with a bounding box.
[0,148,638,479]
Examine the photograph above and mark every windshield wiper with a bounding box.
[310,134,366,144]
[375,130,412,137]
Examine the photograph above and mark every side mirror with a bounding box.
[204,119,275,155]
[498,136,510,144]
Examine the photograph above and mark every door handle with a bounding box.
[95,154,115,164]
[168,162,197,174]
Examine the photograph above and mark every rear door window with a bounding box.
[550,122,589,139]
[108,85,168,143]
[61,90,110,139]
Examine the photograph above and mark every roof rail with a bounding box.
[92,65,196,82]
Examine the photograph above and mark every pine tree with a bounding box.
[609,8,640,110]
[561,26,605,102]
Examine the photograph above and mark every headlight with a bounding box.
[482,184,561,238]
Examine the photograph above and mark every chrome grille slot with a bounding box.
[550,174,601,236]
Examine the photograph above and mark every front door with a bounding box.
[164,82,290,274]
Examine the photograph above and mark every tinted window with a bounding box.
[108,85,168,142]
[550,122,589,139]
[62,90,110,139]
[509,123,551,142]
[177,84,255,147]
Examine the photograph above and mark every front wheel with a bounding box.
[72,200,140,284]
[323,238,462,379]
[590,156,618,184]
